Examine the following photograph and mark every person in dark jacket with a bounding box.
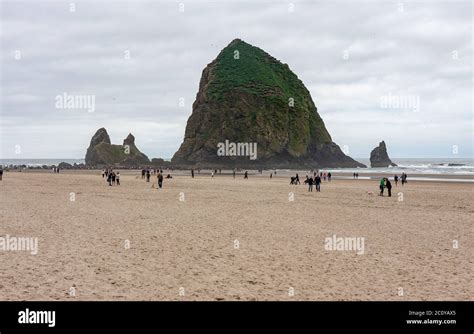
[385,178,392,197]
[307,176,314,192]
[315,175,321,192]
[107,172,112,186]
[157,173,163,189]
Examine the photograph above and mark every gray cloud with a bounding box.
[1,0,472,159]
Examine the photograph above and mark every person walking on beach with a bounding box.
[111,171,116,185]
[0,168,3,181]
[102,170,105,178]
[295,173,300,185]
[211,170,214,178]
[116,172,120,185]
[270,173,272,179]
[394,175,399,186]
[315,174,321,192]
[379,178,385,196]
[107,172,112,186]
[146,170,151,182]
[328,172,332,182]
[353,172,356,179]
[307,176,314,192]
[191,169,194,178]
[385,177,392,197]
[401,173,408,186]
[157,172,163,189]
[244,171,248,179]
[141,169,146,179]
[233,169,236,179]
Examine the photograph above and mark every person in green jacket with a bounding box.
[379,178,385,196]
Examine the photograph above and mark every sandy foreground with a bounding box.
[0,171,472,301]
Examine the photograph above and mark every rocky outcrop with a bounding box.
[370,141,397,167]
[85,128,150,167]
[58,162,73,169]
[150,158,171,167]
[172,39,365,169]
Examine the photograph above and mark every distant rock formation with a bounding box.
[85,128,150,167]
[370,141,397,167]
[172,38,365,169]
[58,162,73,169]
[150,158,171,167]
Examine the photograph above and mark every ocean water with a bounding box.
[0,158,473,176]
[339,158,474,176]
[0,159,86,167]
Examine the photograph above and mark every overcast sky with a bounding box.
[1,0,472,160]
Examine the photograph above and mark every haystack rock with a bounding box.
[370,141,397,167]
[172,39,365,168]
[85,128,150,167]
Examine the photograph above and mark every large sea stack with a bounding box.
[85,128,150,167]
[370,141,397,167]
[172,39,365,168]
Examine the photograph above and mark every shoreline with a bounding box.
[3,168,473,183]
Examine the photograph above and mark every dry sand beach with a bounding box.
[0,171,472,301]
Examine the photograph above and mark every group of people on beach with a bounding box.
[102,169,120,186]
[394,172,408,186]
[304,174,322,192]
[100,167,170,189]
[140,168,167,188]
[98,167,409,195]
[288,171,331,192]
[284,169,408,196]
[206,168,248,179]
[379,173,408,196]
[143,168,170,189]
